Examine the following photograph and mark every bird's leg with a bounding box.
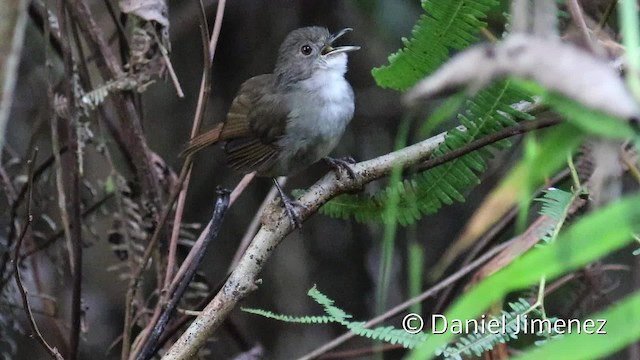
[272,178,306,229]
[324,156,357,179]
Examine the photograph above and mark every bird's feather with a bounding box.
[220,74,288,174]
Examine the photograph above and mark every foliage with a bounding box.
[438,298,561,360]
[315,0,536,226]
[320,81,532,225]
[514,80,638,140]
[243,285,427,349]
[534,187,579,244]
[372,0,501,90]
[513,290,640,360]
[407,193,640,359]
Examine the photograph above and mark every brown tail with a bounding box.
[180,123,224,158]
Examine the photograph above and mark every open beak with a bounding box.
[322,28,360,56]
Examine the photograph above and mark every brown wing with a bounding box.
[221,74,289,174]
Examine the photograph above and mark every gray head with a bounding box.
[274,26,360,87]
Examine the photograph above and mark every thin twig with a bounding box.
[136,190,230,360]
[128,1,228,356]
[567,0,597,52]
[229,177,283,270]
[101,0,127,54]
[49,109,73,276]
[57,2,83,358]
[162,0,213,295]
[230,172,256,204]
[152,30,184,98]
[13,150,63,360]
[208,0,226,61]
[0,194,114,288]
[297,239,516,360]
[66,0,162,205]
[0,147,68,287]
[596,0,618,33]
[414,116,560,172]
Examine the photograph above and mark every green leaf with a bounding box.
[246,285,427,349]
[319,81,534,225]
[372,0,500,90]
[514,291,640,360]
[407,194,640,359]
[514,80,638,139]
[241,308,334,324]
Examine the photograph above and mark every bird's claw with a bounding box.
[324,156,357,179]
[279,198,309,229]
[272,178,308,229]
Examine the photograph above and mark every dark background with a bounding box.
[7,0,633,359]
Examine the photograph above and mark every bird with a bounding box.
[183,26,359,227]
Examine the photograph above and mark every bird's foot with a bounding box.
[324,156,357,180]
[272,179,308,229]
[280,196,309,229]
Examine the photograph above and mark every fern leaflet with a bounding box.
[320,81,532,225]
[240,308,334,324]
[243,285,427,349]
[372,0,500,90]
[534,187,583,243]
[437,298,562,359]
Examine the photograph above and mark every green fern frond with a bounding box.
[347,322,427,349]
[534,187,580,243]
[536,188,574,222]
[320,81,532,225]
[319,0,534,225]
[372,0,500,90]
[438,298,560,359]
[240,308,334,324]
[244,286,428,349]
[308,285,352,321]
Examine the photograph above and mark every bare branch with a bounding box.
[567,0,595,51]
[66,0,163,205]
[126,1,229,357]
[163,116,546,358]
[0,0,29,151]
[137,190,230,360]
[13,149,63,360]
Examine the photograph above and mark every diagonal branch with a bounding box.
[66,0,162,205]
[161,116,560,359]
[125,1,230,357]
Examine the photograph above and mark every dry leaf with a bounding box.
[405,34,640,121]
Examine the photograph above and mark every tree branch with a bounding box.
[162,116,561,359]
[66,0,162,205]
[13,149,63,360]
[162,128,447,359]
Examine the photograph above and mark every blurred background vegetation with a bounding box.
[3,0,639,359]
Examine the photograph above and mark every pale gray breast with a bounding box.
[275,72,354,175]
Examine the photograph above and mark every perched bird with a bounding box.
[183,26,359,227]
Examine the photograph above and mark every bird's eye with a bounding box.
[300,45,313,56]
